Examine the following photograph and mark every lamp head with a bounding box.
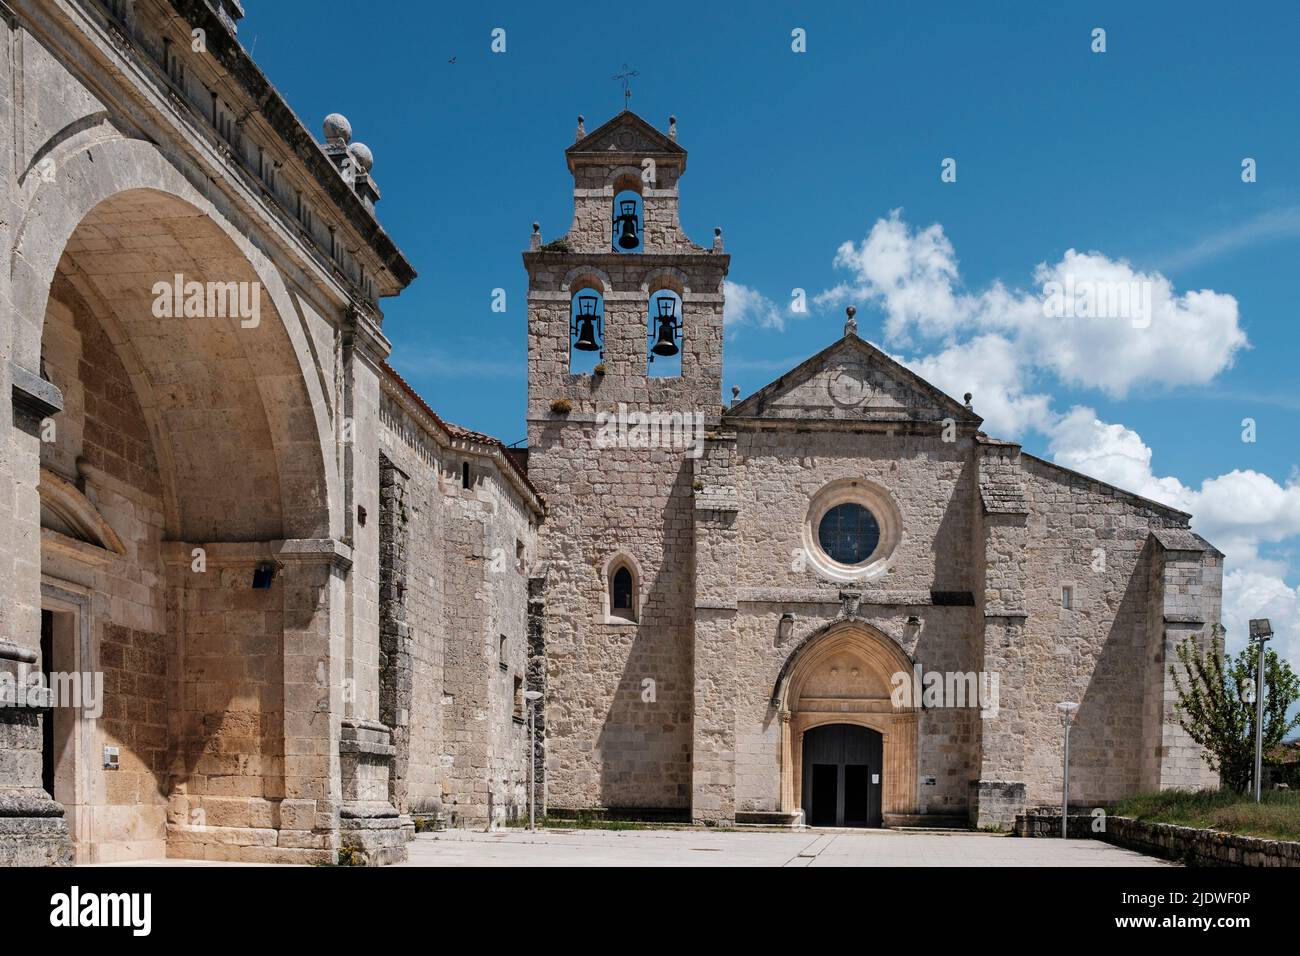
[1249,618,1273,639]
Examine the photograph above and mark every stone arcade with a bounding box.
[0,1,1220,866]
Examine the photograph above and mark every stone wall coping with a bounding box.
[380,364,545,517]
[1015,811,1300,867]
[10,361,64,418]
[0,641,38,665]
[159,537,353,569]
[159,0,416,289]
[737,588,937,606]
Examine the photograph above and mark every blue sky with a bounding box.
[242,1,1300,668]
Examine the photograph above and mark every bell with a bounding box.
[614,199,640,250]
[573,316,600,351]
[651,315,679,357]
[617,218,639,249]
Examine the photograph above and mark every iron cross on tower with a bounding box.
[612,63,638,110]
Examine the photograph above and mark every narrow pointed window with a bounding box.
[610,564,636,621]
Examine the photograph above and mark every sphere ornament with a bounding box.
[322,113,352,144]
[346,141,374,173]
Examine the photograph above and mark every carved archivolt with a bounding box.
[38,468,126,557]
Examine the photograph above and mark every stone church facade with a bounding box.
[0,1,1218,867]
[523,110,1221,830]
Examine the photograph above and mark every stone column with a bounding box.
[526,569,548,819]
[690,434,739,824]
[970,444,1030,829]
[277,539,351,862]
[1141,530,1223,791]
[778,711,794,815]
[0,356,73,865]
[377,455,412,838]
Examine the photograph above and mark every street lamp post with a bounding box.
[524,690,544,831]
[1057,701,1079,839]
[1248,619,1273,803]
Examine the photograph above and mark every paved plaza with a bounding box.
[84,826,1170,866]
[399,828,1172,867]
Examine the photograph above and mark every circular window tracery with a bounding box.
[817,502,881,566]
[802,479,902,582]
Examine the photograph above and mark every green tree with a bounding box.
[1170,625,1300,793]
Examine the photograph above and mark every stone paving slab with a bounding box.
[401,827,1173,867]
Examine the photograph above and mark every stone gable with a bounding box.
[727,334,980,426]
[567,111,685,163]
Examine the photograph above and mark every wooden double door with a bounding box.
[801,723,883,828]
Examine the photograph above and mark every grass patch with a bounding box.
[1112,788,1300,842]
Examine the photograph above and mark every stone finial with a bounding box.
[347,142,374,173]
[669,115,677,140]
[844,305,858,337]
[730,384,740,407]
[323,113,352,146]
[530,222,541,251]
[964,392,974,411]
[713,226,724,252]
[576,115,585,140]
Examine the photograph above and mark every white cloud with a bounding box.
[1222,568,1300,664]
[1029,252,1247,397]
[820,211,1248,399]
[1047,407,1195,512]
[723,280,788,332]
[1048,408,1300,573]
[1153,205,1300,273]
[899,334,1055,438]
[822,213,970,342]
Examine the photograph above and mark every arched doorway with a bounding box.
[773,621,919,825]
[11,136,342,862]
[802,723,883,827]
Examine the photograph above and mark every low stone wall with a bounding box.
[1014,811,1099,840]
[1015,811,1300,867]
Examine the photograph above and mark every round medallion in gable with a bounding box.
[828,363,869,408]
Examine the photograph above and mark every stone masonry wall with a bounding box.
[723,426,982,818]
[1016,455,1201,806]
[377,386,538,827]
[526,424,696,812]
[376,396,446,819]
[39,275,170,861]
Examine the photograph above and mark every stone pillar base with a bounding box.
[0,791,74,866]
[339,804,407,865]
[338,719,406,865]
[165,823,337,865]
[969,780,1026,830]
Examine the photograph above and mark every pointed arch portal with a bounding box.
[774,621,918,824]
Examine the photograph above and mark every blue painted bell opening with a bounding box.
[569,287,603,374]
[611,189,643,253]
[647,290,682,377]
[817,503,881,565]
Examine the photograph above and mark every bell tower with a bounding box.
[523,111,729,817]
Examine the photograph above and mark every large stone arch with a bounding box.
[10,134,351,862]
[773,619,919,822]
[11,135,339,541]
